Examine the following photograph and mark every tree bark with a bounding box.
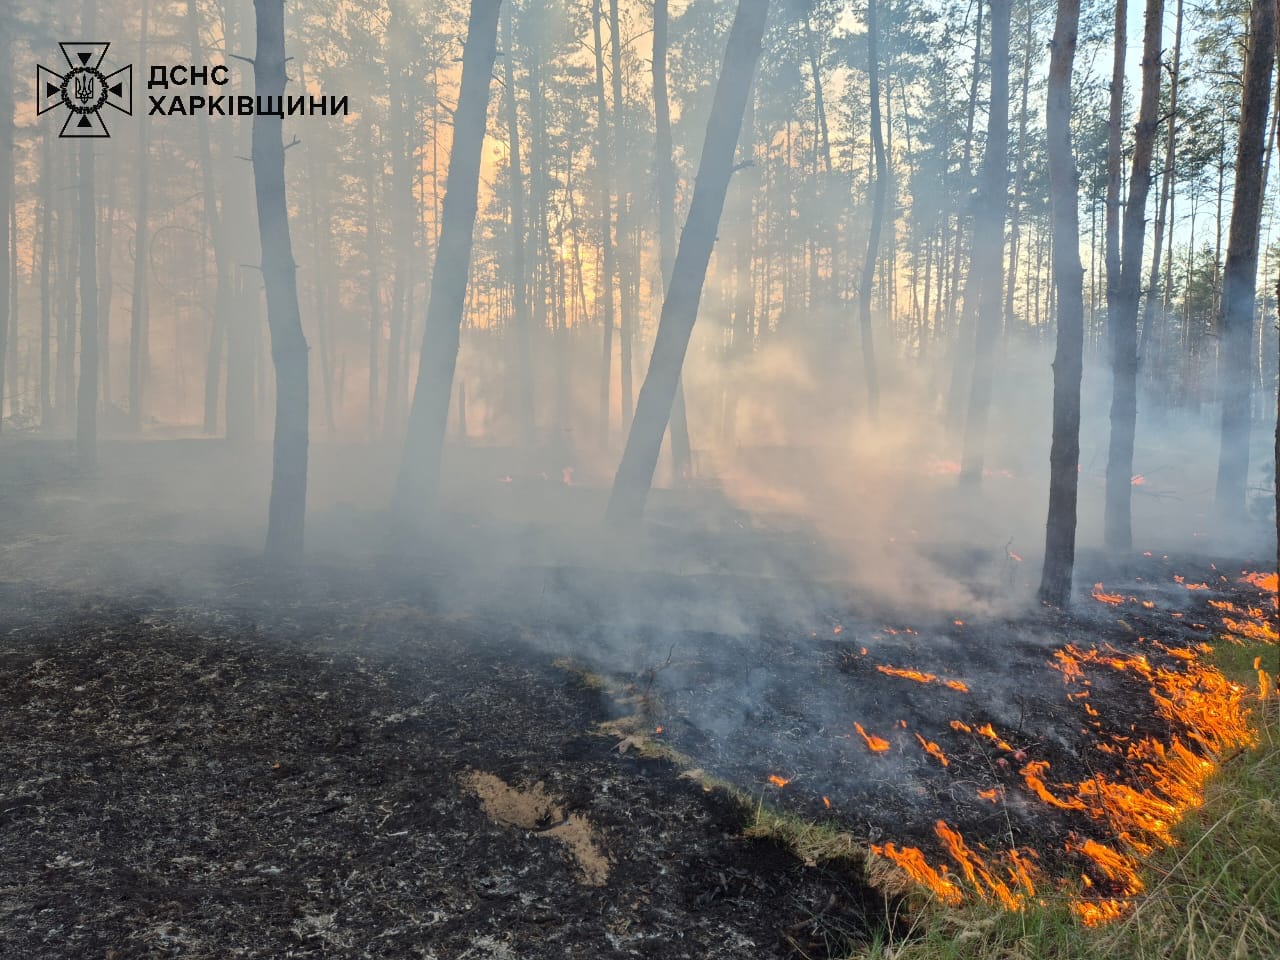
[606,0,770,524]
[393,0,501,530]
[1214,0,1275,518]
[857,0,886,419]
[1104,0,1163,551]
[1039,0,1085,606]
[251,0,310,565]
[959,0,1012,484]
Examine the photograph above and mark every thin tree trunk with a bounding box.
[1039,0,1085,606]
[607,0,770,524]
[393,0,501,529]
[608,0,635,431]
[129,0,151,432]
[1004,0,1034,334]
[654,0,693,480]
[502,4,536,444]
[959,0,1012,483]
[591,0,616,443]
[1139,0,1182,365]
[1104,0,1164,551]
[251,0,310,564]
[857,0,886,418]
[1103,0,1126,334]
[1214,0,1275,518]
[40,130,52,428]
[0,22,10,433]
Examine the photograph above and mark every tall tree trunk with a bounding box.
[653,0,692,480]
[608,0,635,431]
[1103,0,1126,333]
[0,21,10,433]
[947,0,982,340]
[959,0,1012,484]
[129,0,151,432]
[251,0,310,565]
[40,130,53,428]
[502,3,536,444]
[591,0,616,443]
[1004,0,1034,333]
[857,0,886,419]
[384,0,415,436]
[606,0,770,524]
[1139,0,1182,366]
[392,0,501,529]
[194,0,230,436]
[1039,0,1085,606]
[1214,0,1275,519]
[1104,0,1163,551]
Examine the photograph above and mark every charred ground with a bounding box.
[0,438,1271,957]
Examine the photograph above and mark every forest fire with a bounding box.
[866,582,1262,926]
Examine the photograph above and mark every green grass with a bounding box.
[851,643,1280,960]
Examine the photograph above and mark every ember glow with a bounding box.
[767,774,790,788]
[915,733,950,767]
[1091,583,1126,606]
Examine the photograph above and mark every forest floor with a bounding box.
[0,437,1274,959]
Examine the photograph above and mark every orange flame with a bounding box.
[767,774,790,788]
[876,664,970,693]
[915,733,950,767]
[1091,583,1126,606]
[854,723,891,753]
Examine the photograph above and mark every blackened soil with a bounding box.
[0,586,885,960]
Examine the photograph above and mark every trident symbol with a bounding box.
[74,73,95,105]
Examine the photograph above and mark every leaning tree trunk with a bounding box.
[856,0,886,419]
[958,0,1012,484]
[653,0,692,480]
[392,0,502,531]
[1039,0,1085,607]
[606,0,770,524]
[251,0,310,564]
[1104,0,1164,552]
[1214,0,1276,520]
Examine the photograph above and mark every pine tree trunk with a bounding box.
[77,135,99,468]
[1104,0,1164,551]
[591,0,616,444]
[0,22,10,434]
[1214,0,1275,519]
[606,0,770,524]
[129,0,151,432]
[393,0,501,530]
[251,0,310,565]
[1039,0,1085,606]
[857,0,886,419]
[959,0,1012,484]
[502,3,536,444]
[40,130,52,428]
[1139,0,1182,367]
[1103,0,1126,329]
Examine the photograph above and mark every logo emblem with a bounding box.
[37,43,132,138]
